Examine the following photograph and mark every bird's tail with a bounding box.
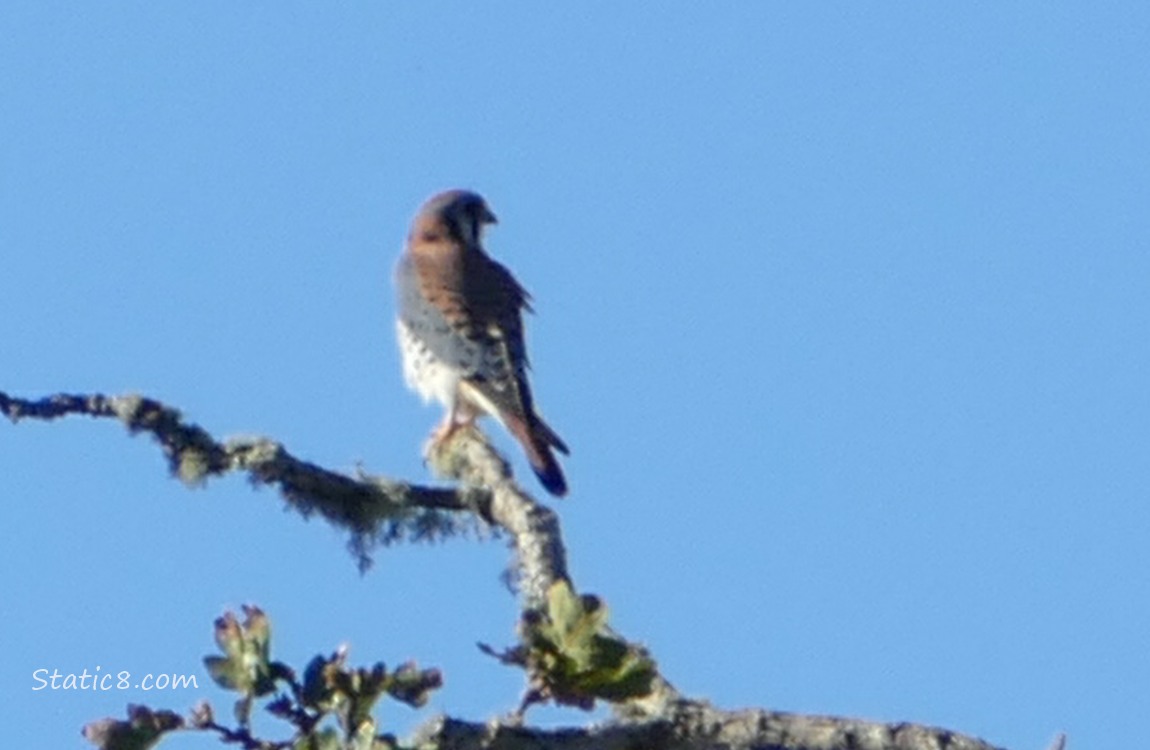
[507,416,569,497]
[533,415,569,456]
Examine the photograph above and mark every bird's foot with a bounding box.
[423,418,463,459]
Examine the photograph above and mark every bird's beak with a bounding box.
[484,209,498,224]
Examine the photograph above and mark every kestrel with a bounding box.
[395,189,569,496]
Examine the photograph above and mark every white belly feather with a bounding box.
[396,320,460,410]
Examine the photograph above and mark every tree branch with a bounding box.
[0,391,477,570]
[414,707,1009,750]
[3,390,1033,750]
[426,423,568,609]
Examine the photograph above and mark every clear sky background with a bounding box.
[2,4,1147,749]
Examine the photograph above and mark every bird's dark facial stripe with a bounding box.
[436,193,495,246]
[453,211,480,246]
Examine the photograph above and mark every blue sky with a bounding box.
[2,4,1148,749]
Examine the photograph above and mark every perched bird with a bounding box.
[394,189,570,496]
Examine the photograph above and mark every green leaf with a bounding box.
[344,662,390,730]
[301,653,339,711]
[293,727,343,750]
[203,606,277,698]
[518,582,656,709]
[298,647,439,735]
[386,662,443,708]
[82,705,183,750]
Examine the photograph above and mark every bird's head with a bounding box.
[420,189,498,246]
